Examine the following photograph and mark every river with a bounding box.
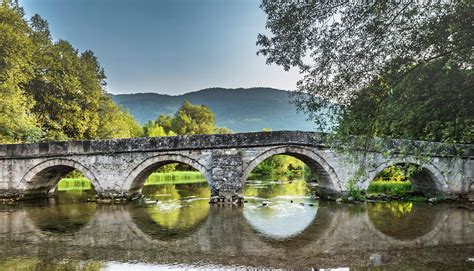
[0,178,473,269]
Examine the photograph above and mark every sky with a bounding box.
[21,0,301,95]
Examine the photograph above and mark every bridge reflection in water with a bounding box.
[0,181,473,269]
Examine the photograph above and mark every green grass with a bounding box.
[57,171,206,192]
[57,177,92,191]
[144,171,206,185]
[368,181,412,195]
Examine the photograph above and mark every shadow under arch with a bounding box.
[242,146,342,196]
[122,153,211,194]
[242,201,336,249]
[366,202,447,244]
[19,158,102,197]
[364,160,450,196]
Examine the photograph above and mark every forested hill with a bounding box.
[112,88,315,132]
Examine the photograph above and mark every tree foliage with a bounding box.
[258,1,473,142]
[96,95,143,139]
[172,101,215,135]
[0,1,41,143]
[0,1,141,143]
[143,101,232,137]
[338,57,473,143]
[213,127,233,135]
[373,165,408,183]
[252,154,306,177]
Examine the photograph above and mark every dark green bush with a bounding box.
[368,181,412,195]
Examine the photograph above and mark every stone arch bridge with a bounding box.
[0,131,472,202]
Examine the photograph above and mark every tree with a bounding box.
[0,2,143,142]
[148,125,167,137]
[252,154,307,177]
[28,14,99,140]
[213,127,233,134]
[0,2,41,143]
[28,36,102,140]
[96,95,142,139]
[143,101,232,137]
[144,123,176,137]
[171,101,215,135]
[338,57,473,143]
[155,115,174,135]
[258,1,473,140]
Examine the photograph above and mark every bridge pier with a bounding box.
[209,150,244,205]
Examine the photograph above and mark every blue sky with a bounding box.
[21,0,301,95]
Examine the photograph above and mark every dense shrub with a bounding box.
[368,181,412,195]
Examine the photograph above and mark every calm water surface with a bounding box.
[1,178,473,270]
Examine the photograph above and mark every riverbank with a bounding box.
[338,193,474,207]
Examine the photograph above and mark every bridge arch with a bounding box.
[242,146,342,196]
[123,153,211,194]
[19,158,102,195]
[364,158,450,196]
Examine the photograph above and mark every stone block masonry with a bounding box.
[0,131,472,203]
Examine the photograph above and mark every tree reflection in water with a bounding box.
[27,191,96,234]
[0,257,101,271]
[367,201,440,240]
[133,182,211,239]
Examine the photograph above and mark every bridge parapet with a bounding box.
[0,131,326,158]
[0,131,470,159]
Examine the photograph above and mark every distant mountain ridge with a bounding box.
[111,87,315,132]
